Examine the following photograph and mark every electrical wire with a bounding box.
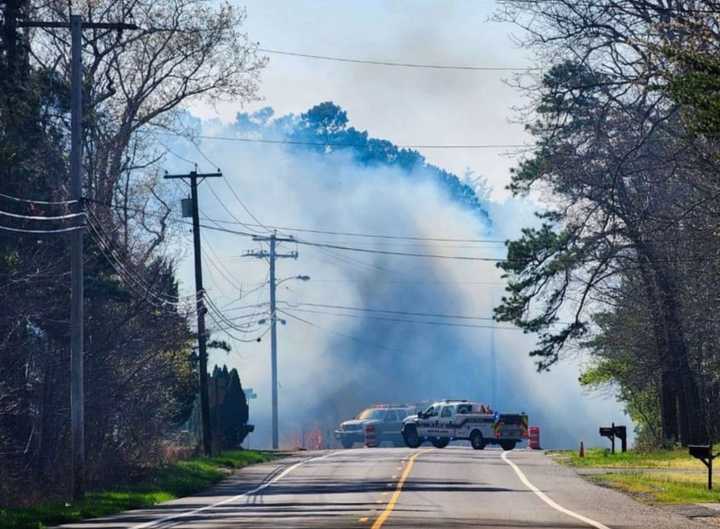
[205,308,271,343]
[195,216,505,244]
[0,209,85,221]
[87,199,512,262]
[203,238,246,293]
[167,132,528,150]
[181,135,276,235]
[283,306,521,331]
[0,224,84,234]
[277,308,411,355]
[87,214,198,310]
[205,180,266,235]
[258,47,540,72]
[204,294,266,333]
[309,278,506,287]
[284,301,497,322]
[293,237,505,262]
[221,282,270,309]
[0,192,78,205]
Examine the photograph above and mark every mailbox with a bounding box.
[688,445,716,490]
[689,445,712,459]
[599,423,627,453]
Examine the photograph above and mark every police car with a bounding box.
[401,400,528,450]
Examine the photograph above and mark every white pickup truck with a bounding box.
[401,400,528,450]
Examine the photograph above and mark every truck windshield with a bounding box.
[357,409,386,420]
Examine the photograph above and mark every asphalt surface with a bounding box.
[59,446,709,529]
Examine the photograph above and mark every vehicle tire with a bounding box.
[470,430,485,450]
[431,437,450,449]
[402,426,422,448]
[500,440,516,451]
[341,439,354,449]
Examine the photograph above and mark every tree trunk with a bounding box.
[659,370,680,444]
[652,262,707,445]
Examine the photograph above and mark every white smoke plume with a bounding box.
[164,109,630,450]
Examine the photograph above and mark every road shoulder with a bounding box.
[54,450,327,529]
[504,450,710,529]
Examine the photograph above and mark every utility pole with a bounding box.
[490,291,497,410]
[245,232,298,449]
[18,14,137,501]
[491,321,497,409]
[164,168,223,456]
[69,15,84,503]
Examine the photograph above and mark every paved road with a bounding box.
[60,447,707,529]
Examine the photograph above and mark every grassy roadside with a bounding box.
[0,450,277,529]
[550,447,720,504]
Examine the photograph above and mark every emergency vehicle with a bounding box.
[401,400,528,450]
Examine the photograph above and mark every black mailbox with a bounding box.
[599,423,627,453]
[689,445,711,459]
[688,445,716,490]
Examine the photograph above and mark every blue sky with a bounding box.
[191,0,534,199]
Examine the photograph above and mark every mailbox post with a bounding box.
[599,423,628,454]
[689,445,716,490]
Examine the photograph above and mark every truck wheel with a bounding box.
[431,437,450,449]
[402,426,422,448]
[470,430,485,450]
[341,439,354,449]
[500,440,516,451]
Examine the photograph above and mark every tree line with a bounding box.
[495,0,720,447]
[0,0,263,504]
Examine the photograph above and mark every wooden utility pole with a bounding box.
[17,14,137,501]
[164,168,222,456]
[245,232,298,449]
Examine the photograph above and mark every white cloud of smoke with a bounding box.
[167,114,629,450]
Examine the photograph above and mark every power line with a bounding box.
[203,240,245,293]
[0,224,84,234]
[91,200,508,262]
[292,238,505,262]
[258,47,541,72]
[304,244,410,277]
[284,306,523,331]
[285,301,497,322]
[175,134,276,235]
[0,192,78,205]
[498,0,720,15]
[159,131,527,150]
[0,209,85,221]
[205,180,266,235]
[196,216,505,244]
[309,278,506,286]
[278,309,408,356]
[87,215,198,310]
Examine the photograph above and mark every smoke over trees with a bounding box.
[496,0,720,447]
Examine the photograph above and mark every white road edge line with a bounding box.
[501,451,611,529]
[131,451,338,529]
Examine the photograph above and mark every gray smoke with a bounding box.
[165,113,630,450]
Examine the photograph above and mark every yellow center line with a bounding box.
[370,449,432,529]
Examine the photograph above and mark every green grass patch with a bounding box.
[549,447,710,470]
[550,446,720,504]
[0,450,276,529]
[592,471,720,504]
